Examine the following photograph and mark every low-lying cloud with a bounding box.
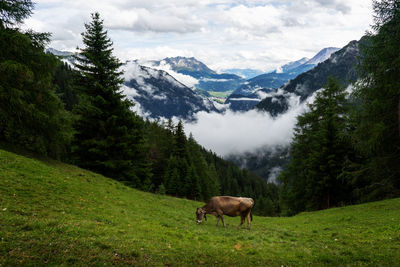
[142,61,199,88]
[184,95,312,157]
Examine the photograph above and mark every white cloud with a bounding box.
[185,95,299,156]
[25,1,372,72]
[141,60,199,88]
[184,90,320,157]
[268,166,283,184]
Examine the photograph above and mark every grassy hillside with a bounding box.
[1,148,399,266]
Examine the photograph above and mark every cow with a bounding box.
[196,196,254,230]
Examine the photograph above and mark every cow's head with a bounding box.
[196,207,207,223]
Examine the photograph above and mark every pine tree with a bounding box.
[72,12,147,182]
[164,155,180,196]
[0,1,72,159]
[352,0,400,199]
[53,62,77,111]
[174,120,187,159]
[0,0,33,27]
[280,78,350,214]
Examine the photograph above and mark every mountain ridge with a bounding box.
[256,39,362,116]
[225,47,340,111]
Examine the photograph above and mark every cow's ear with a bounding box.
[204,214,207,221]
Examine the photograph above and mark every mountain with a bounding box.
[46,47,78,66]
[159,56,215,76]
[225,47,339,111]
[305,47,340,65]
[280,57,309,72]
[225,88,270,111]
[256,40,362,116]
[122,61,218,119]
[45,50,218,119]
[226,145,290,183]
[45,47,74,57]
[222,68,264,79]
[148,57,246,92]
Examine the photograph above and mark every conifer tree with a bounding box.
[53,62,77,111]
[174,120,187,159]
[0,1,72,158]
[164,155,180,195]
[352,0,400,198]
[72,12,147,182]
[280,78,350,214]
[0,0,33,27]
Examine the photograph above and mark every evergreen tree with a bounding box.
[72,12,148,182]
[0,1,72,159]
[185,165,202,200]
[157,183,166,195]
[53,62,78,111]
[0,0,33,27]
[164,155,180,196]
[280,78,350,215]
[174,120,187,159]
[352,0,400,199]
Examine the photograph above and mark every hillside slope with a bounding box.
[1,148,399,266]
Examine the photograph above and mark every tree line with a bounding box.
[279,0,400,215]
[0,2,278,216]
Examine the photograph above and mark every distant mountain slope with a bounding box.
[122,61,218,119]
[281,57,309,72]
[148,57,246,92]
[256,40,362,116]
[234,47,340,96]
[226,47,339,111]
[222,68,264,79]
[226,145,290,183]
[45,48,74,57]
[225,88,270,111]
[44,50,218,119]
[160,56,215,76]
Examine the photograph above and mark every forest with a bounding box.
[0,0,399,217]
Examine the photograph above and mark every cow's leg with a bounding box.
[216,216,220,227]
[238,215,245,229]
[220,215,226,227]
[246,212,251,230]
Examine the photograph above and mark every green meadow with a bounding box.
[1,148,399,266]
[208,91,234,99]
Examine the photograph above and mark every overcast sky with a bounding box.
[25,0,372,71]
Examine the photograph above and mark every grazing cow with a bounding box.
[196,196,254,230]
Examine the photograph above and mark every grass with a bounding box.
[1,148,400,266]
[208,90,234,99]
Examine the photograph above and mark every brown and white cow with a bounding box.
[196,196,254,230]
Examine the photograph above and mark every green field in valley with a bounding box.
[208,91,234,99]
[1,148,399,266]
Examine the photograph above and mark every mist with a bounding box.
[184,95,313,157]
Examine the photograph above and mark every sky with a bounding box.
[25,0,372,72]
